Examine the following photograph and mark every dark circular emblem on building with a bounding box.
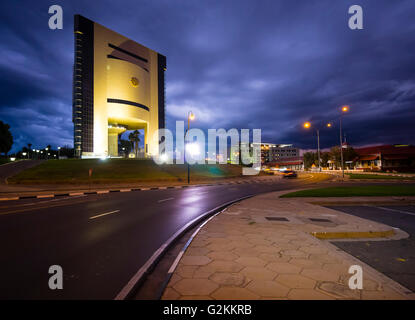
[130,77,139,87]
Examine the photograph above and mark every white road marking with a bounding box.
[89,210,120,220]
[373,206,415,217]
[158,197,174,203]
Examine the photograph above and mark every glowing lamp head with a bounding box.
[341,105,350,112]
[327,123,332,128]
[188,112,195,121]
[303,122,311,129]
[160,153,168,163]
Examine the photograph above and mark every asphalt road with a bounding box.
[328,205,415,292]
[0,173,328,299]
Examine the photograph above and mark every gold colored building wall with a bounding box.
[90,21,161,157]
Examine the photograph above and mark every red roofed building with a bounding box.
[355,145,415,172]
[267,156,304,171]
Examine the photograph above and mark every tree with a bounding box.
[303,151,317,169]
[321,151,331,168]
[128,130,141,158]
[59,145,74,158]
[119,139,132,158]
[0,121,13,156]
[329,146,358,168]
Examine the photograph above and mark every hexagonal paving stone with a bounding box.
[301,268,340,282]
[173,279,219,296]
[181,256,212,266]
[361,288,404,300]
[176,265,198,278]
[253,245,279,253]
[299,246,328,254]
[309,254,342,264]
[162,288,180,300]
[185,247,211,256]
[288,288,334,300]
[266,262,301,274]
[209,272,245,286]
[240,267,277,280]
[212,287,260,300]
[363,278,382,291]
[193,266,216,278]
[248,238,273,246]
[168,273,182,287]
[290,258,323,269]
[317,281,361,299]
[280,249,308,258]
[207,243,235,251]
[230,241,255,249]
[246,280,290,297]
[258,253,290,263]
[233,248,261,257]
[235,257,266,267]
[207,251,239,261]
[322,263,349,274]
[202,261,244,273]
[179,296,213,300]
[190,239,210,248]
[276,274,316,289]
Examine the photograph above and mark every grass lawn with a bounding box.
[8,159,243,184]
[0,159,11,165]
[347,173,415,180]
[280,185,415,198]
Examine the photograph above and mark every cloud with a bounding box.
[1,0,414,154]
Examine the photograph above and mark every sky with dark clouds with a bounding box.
[1,0,414,153]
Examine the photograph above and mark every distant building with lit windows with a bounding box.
[230,143,300,165]
[73,15,166,158]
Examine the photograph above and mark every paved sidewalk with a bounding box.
[162,191,415,300]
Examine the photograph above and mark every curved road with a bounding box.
[0,173,329,299]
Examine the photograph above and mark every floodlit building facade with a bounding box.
[73,15,166,158]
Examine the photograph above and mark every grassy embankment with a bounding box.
[280,185,415,198]
[8,159,244,184]
[0,159,12,165]
[347,173,415,180]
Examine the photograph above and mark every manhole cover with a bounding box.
[266,217,289,221]
[309,218,332,222]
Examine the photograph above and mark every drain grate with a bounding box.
[309,218,332,222]
[266,217,289,221]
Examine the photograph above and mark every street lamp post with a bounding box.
[339,105,349,179]
[316,129,321,172]
[58,147,61,160]
[304,122,333,171]
[185,111,195,184]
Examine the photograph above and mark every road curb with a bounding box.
[114,194,254,300]
[0,177,282,202]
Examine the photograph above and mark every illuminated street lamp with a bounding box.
[58,146,61,160]
[185,111,195,184]
[339,105,350,179]
[304,121,332,172]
